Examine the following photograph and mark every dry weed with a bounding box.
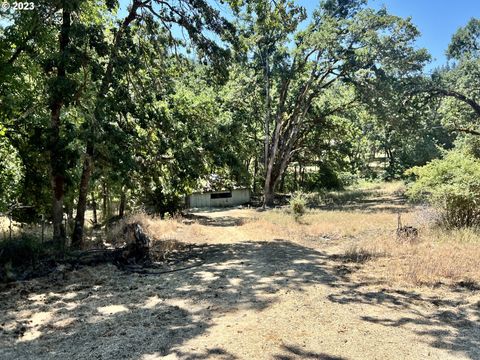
[342,245,379,263]
[106,212,179,246]
[354,226,480,287]
[258,209,403,240]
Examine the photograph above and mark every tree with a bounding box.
[1,0,237,247]
[447,18,480,60]
[1,0,96,243]
[426,18,480,136]
[238,0,428,206]
[70,0,237,247]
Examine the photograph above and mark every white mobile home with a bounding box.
[186,188,250,208]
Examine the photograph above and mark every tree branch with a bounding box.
[452,127,480,136]
[431,88,480,118]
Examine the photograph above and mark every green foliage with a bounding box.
[431,18,480,143]
[337,172,361,188]
[406,150,480,228]
[447,18,480,60]
[0,235,42,269]
[302,165,343,192]
[289,192,307,221]
[0,137,24,211]
[141,185,185,217]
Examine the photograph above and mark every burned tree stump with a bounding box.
[60,222,152,267]
[396,213,418,241]
[119,222,151,264]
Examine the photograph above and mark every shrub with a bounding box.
[302,164,343,191]
[290,192,307,221]
[343,245,376,263]
[0,234,48,282]
[0,137,24,212]
[0,235,44,267]
[304,192,325,208]
[337,171,359,188]
[406,150,480,228]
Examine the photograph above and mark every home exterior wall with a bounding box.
[186,189,250,208]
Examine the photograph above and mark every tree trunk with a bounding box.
[49,7,71,246]
[300,164,305,188]
[264,181,275,207]
[102,180,107,219]
[263,145,282,207]
[264,161,275,207]
[119,188,126,218]
[279,171,286,193]
[66,201,73,222]
[70,2,141,248]
[92,191,97,224]
[71,144,93,248]
[263,116,286,207]
[264,55,270,173]
[253,154,258,194]
[294,164,298,190]
[385,148,395,178]
[50,164,65,245]
[262,50,272,207]
[50,105,65,245]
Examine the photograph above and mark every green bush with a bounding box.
[0,137,24,211]
[290,192,307,221]
[406,150,480,228]
[302,164,343,191]
[303,192,326,208]
[337,171,360,188]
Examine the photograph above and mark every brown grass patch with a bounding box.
[104,182,480,289]
[350,227,480,287]
[255,208,405,240]
[106,212,179,246]
[342,245,379,263]
[105,213,182,259]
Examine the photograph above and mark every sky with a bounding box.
[118,0,480,72]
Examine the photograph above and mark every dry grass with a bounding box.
[105,213,182,260]
[215,203,480,287]
[348,225,480,287]
[342,244,379,263]
[0,216,54,242]
[177,202,480,288]
[320,180,406,205]
[3,180,477,288]
[254,208,406,240]
[279,181,480,287]
[106,212,179,246]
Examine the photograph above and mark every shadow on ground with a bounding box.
[0,240,337,359]
[273,344,349,360]
[328,283,480,359]
[182,213,247,227]
[318,193,407,213]
[1,238,479,359]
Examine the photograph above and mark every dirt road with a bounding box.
[1,206,479,359]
